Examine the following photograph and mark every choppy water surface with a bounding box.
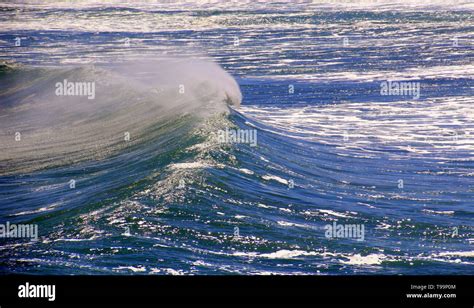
[0,1,473,274]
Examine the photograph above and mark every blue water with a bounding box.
[0,1,473,275]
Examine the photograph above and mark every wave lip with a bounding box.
[0,58,241,175]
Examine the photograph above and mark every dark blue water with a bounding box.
[0,2,473,275]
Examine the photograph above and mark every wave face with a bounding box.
[0,59,241,174]
[1,1,473,275]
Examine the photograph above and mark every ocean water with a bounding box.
[0,1,473,275]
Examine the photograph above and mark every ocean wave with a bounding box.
[0,58,241,175]
[1,2,473,275]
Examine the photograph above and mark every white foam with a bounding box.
[340,253,386,265]
[169,162,210,170]
[262,175,288,185]
[259,250,320,259]
[238,168,254,175]
[422,209,455,215]
[319,209,352,218]
[435,251,474,257]
[114,266,147,273]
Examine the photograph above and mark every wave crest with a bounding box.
[0,58,241,175]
